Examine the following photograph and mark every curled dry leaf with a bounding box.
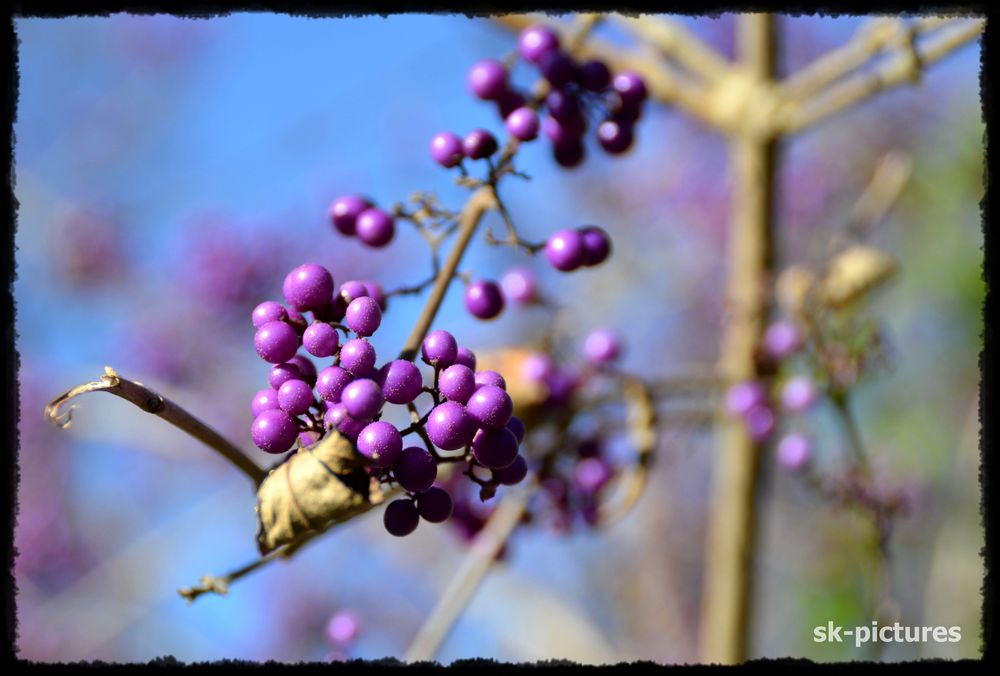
[818,244,897,308]
[256,430,384,555]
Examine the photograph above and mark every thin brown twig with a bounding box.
[45,366,266,485]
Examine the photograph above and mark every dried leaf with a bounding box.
[819,244,896,308]
[255,431,384,555]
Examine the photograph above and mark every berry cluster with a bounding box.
[467,25,650,168]
[249,263,528,537]
[328,194,397,248]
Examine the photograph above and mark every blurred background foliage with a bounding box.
[13,13,982,662]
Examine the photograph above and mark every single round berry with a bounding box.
[781,376,817,413]
[340,338,376,376]
[393,446,437,493]
[357,421,402,467]
[341,378,383,421]
[326,610,362,647]
[439,364,477,404]
[313,300,344,324]
[745,405,775,442]
[466,385,513,430]
[545,229,586,272]
[454,347,477,371]
[336,416,367,443]
[613,71,648,108]
[545,369,579,406]
[324,402,349,429]
[421,329,458,367]
[597,119,634,154]
[574,457,613,494]
[283,263,334,312]
[251,409,298,454]
[542,114,585,145]
[430,131,464,168]
[500,271,536,309]
[252,301,287,328]
[329,195,372,236]
[284,307,309,333]
[355,208,395,248]
[579,225,612,266]
[725,381,767,417]
[471,426,519,469]
[777,433,812,472]
[255,321,300,364]
[339,280,369,304]
[553,139,585,168]
[269,362,301,390]
[303,321,340,358]
[286,355,317,386]
[465,279,505,320]
[468,59,508,100]
[463,129,499,160]
[426,401,474,450]
[317,366,352,402]
[763,321,803,360]
[378,359,423,405]
[519,25,560,63]
[416,486,453,523]
[579,59,611,91]
[521,353,554,383]
[540,50,577,89]
[251,388,280,417]
[383,498,419,537]
[345,296,382,337]
[505,106,540,141]
[277,379,314,416]
[497,88,527,118]
[506,416,526,444]
[493,454,528,486]
[474,370,507,390]
[545,89,579,121]
[583,327,621,364]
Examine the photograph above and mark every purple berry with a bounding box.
[545,369,579,406]
[777,433,812,472]
[545,229,586,272]
[454,347,477,371]
[506,416,526,444]
[283,263,334,312]
[463,129,498,160]
[329,195,372,236]
[251,409,298,454]
[303,321,340,358]
[439,364,477,404]
[269,362,301,390]
[553,139,585,168]
[542,114,585,146]
[392,446,437,493]
[545,89,579,121]
[521,353,554,383]
[501,267,537,304]
[340,338,376,376]
[355,208,395,248]
[255,321,300,364]
[362,281,387,310]
[341,378,383,421]
[277,379,314,416]
[492,454,528,485]
[474,370,507,390]
[426,401,474,451]
[251,388,280,417]
[287,355,317,386]
[345,296,382,337]
[357,421,402,467]
[519,25,560,64]
[505,106,540,141]
[471,426,519,469]
[337,416,367,443]
[339,280,369,303]
[465,279,505,320]
[579,225,612,266]
[583,328,621,364]
[497,89,527,118]
[574,457,613,494]
[421,329,458,367]
[597,119,634,154]
[725,380,767,417]
[430,131,464,168]
[326,610,362,646]
[378,360,423,405]
[613,71,648,108]
[252,301,287,328]
[781,376,816,413]
[539,51,577,89]
[317,366,352,402]
[580,59,611,91]
[324,402,349,429]
[416,486,453,523]
[466,385,513,430]
[383,498,419,537]
[763,321,803,360]
[745,405,775,442]
[468,59,508,100]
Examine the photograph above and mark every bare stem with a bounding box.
[45,366,265,485]
[403,487,530,662]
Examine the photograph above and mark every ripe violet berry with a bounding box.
[303,321,339,358]
[501,267,538,304]
[392,446,438,493]
[781,376,817,412]
[597,119,634,155]
[345,296,382,337]
[357,421,403,467]
[384,498,419,537]
[269,362,302,390]
[745,405,775,442]
[339,280,369,303]
[422,329,458,367]
[416,486,454,523]
[764,320,804,360]
[355,208,395,248]
[255,321,300,364]
[583,328,622,364]
[287,355,317,386]
[341,378,384,421]
[505,107,540,141]
[466,385,513,430]
[518,25,560,63]
[439,364,477,404]
[493,454,528,485]
[580,226,613,266]
[465,279,505,320]
[277,379,314,416]
[777,433,812,472]
[463,129,499,160]
[454,347,477,371]
[317,366,353,403]
[545,229,586,271]
[251,388,280,417]
[252,301,287,328]
[580,59,611,91]
[725,380,767,417]
[506,416,526,444]
[426,401,474,450]
[474,370,507,390]
[326,611,362,647]
[468,59,508,100]
[378,360,423,405]
[329,195,372,236]
[472,427,520,469]
[340,338,377,376]
[251,409,298,454]
[283,263,334,311]
[430,131,464,168]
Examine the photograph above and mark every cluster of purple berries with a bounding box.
[538,437,617,531]
[725,319,818,472]
[463,25,649,168]
[328,194,396,248]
